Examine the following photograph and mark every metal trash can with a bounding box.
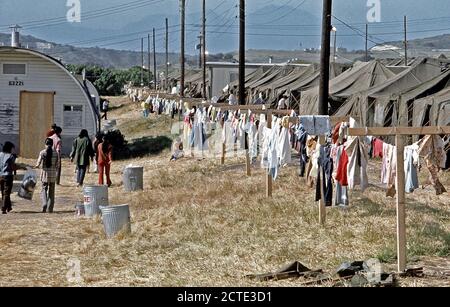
[100,204,131,238]
[83,185,109,217]
[123,166,144,191]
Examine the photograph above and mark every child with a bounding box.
[1,142,26,214]
[35,138,60,213]
[170,137,184,162]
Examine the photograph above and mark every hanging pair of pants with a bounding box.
[77,165,87,185]
[41,182,55,212]
[1,176,13,213]
[56,163,61,185]
[98,162,112,186]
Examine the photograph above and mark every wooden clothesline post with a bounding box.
[348,125,450,273]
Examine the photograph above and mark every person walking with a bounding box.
[35,138,60,213]
[70,129,94,187]
[97,135,113,187]
[101,99,109,120]
[49,126,62,185]
[1,142,26,214]
[93,132,103,173]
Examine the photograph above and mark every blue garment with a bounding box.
[299,115,331,136]
[404,147,419,193]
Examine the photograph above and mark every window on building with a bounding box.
[2,63,26,75]
[63,105,83,129]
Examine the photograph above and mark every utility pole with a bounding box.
[202,0,207,99]
[404,15,408,66]
[333,29,337,63]
[153,27,157,90]
[180,0,185,99]
[318,0,332,116]
[239,0,245,105]
[365,23,369,62]
[198,35,202,68]
[165,18,169,92]
[148,34,151,88]
[141,37,144,87]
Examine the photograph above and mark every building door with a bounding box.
[19,91,54,158]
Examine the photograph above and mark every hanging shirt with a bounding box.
[372,138,384,158]
[335,146,349,186]
[277,118,291,166]
[315,144,333,207]
[345,136,369,191]
[404,144,419,193]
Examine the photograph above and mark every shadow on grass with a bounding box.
[108,104,126,111]
[353,197,396,218]
[114,135,173,160]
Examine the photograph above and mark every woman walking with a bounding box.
[70,129,94,187]
[97,135,113,187]
[35,138,60,213]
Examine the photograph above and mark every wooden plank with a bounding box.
[266,111,273,198]
[208,104,271,111]
[318,135,326,225]
[348,126,450,137]
[288,116,350,126]
[221,143,226,165]
[396,135,407,273]
[252,109,293,115]
[19,91,54,158]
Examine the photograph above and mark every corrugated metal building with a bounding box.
[0,46,99,158]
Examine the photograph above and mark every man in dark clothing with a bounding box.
[1,142,26,214]
[70,129,94,187]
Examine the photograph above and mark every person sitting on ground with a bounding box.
[35,138,60,213]
[170,137,184,162]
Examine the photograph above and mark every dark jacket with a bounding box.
[70,136,94,166]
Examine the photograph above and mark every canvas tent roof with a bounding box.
[411,86,450,127]
[299,60,395,115]
[335,57,447,126]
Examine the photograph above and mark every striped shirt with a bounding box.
[36,149,60,183]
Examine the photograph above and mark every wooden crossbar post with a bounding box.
[266,110,273,198]
[318,135,326,224]
[347,125,450,273]
[395,134,407,272]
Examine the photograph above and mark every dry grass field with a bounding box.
[0,96,448,287]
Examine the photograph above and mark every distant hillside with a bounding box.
[0,33,189,69]
[388,33,450,51]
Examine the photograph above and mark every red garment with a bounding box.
[335,148,349,186]
[332,123,341,144]
[373,138,384,158]
[98,162,111,186]
[97,143,112,164]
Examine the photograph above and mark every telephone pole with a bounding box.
[318,0,332,115]
[365,23,369,62]
[165,18,169,92]
[153,27,157,90]
[202,0,207,99]
[148,34,151,87]
[180,0,185,99]
[404,15,408,66]
[239,0,245,105]
[198,35,202,68]
[141,37,144,87]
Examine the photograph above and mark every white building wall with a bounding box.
[0,50,97,154]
